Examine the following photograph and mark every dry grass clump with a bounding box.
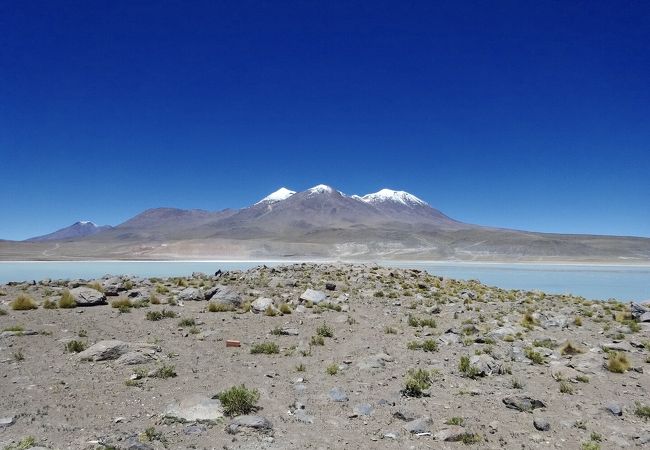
[58,289,76,308]
[606,352,630,373]
[560,341,585,356]
[10,294,38,310]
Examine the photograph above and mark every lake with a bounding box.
[0,260,649,302]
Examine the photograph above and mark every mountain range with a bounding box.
[2,185,649,262]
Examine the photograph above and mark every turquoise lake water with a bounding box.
[1,260,648,302]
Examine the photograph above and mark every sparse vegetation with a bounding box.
[65,340,87,353]
[384,326,397,334]
[178,318,196,327]
[150,364,177,379]
[606,352,630,373]
[634,402,650,419]
[58,289,76,308]
[279,303,292,314]
[310,335,325,346]
[459,355,480,378]
[250,342,279,354]
[402,368,432,397]
[316,323,334,337]
[524,347,546,364]
[42,298,57,309]
[146,309,177,321]
[208,302,234,312]
[559,380,574,394]
[407,339,438,352]
[445,416,464,426]
[560,341,585,356]
[218,384,260,416]
[326,363,339,375]
[10,294,38,310]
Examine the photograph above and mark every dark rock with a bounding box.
[325,282,336,291]
[502,396,546,412]
[533,417,550,431]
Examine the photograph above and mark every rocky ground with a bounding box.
[0,263,649,450]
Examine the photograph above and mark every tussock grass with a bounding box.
[250,342,279,354]
[11,294,38,310]
[58,290,76,308]
[606,352,630,373]
[218,385,260,417]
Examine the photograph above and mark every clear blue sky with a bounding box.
[1,0,649,240]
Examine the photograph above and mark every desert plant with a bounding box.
[279,303,292,314]
[445,417,464,426]
[634,401,650,419]
[0,307,6,315]
[146,309,177,321]
[208,302,234,312]
[560,341,585,356]
[58,289,76,308]
[524,347,546,364]
[10,294,38,310]
[65,340,87,353]
[459,355,480,378]
[316,323,334,338]
[402,368,432,397]
[13,350,24,361]
[86,281,104,293]
[250,342,279,354]
[3,436,36,450]
[606,352,630,373]
[150,364,177,379]
[42,299,58,309]
[326,363,339,375]
[218,384,260,416]
[384,326,397,334]
[559,380,574,394]
[573,316,583,326]
[576,375,590,383]
[310,335,325,346]
[511,378,524,389]
[295,363,306,372]
[149,293,161,304]
[111,298,132,309]
[178,318,196,327]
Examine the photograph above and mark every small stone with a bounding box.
[0,417,15,427]
[606,402,623,416]
[403,417,432,434]
[328,387,348,402]
[226,415,272,434]
[533,417,550,431]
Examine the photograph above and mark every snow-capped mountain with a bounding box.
[255,187,296,205]
[25,221,113,242]
[360,189,428,206]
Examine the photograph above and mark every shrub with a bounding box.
[3,436,36,450]
[10,295,38,310]
[145,309,177,321]
[576,375,590,383]
[326,363,339,375]
[581,442,600,450]
[42,299,58,309]
[155,284,169,294]
[279,303,292,314]
[295,363,306,372]
[459,355,480,378]
[218,384,260,416]
[150,364,177,379]
[533,338,556,349]
[635,402,650,419]
[607,352,630,373]
[445,417,464,426]
[521,312,537,329]
[13,350,24,361]
[270,326,283,335]
[402,368,432,397]
[178,318,196,327]
[111,298,132,309]
[524,347,546,364]
[511,378,524,389]
[559,380,574,394]
[573,316,583,326]
[149,294,161,305]
[250,342,279,354]
[208,302,234,312]
[316,324,334,338]
[384,326,397,334]
[407,315,437,328]
[264,306,277,316]
[65,340,87,353]
[407,339,438,352]
[58,290,76,308]
[560,341,585,356]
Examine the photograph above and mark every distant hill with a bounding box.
[25,221,112,242]
[5,185,650,262]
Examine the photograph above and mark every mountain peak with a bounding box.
[256,187,296,205]
[76,221,97,226]
[361,189,427,206]
[307,184,335,194]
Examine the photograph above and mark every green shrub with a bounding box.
[445,417,464,426]
[3,436,36,450]
[146,309,177,321]
[279,303,292,314]
[407,339,438,352]
[316,323,334,337]
[150,364,177,379]
[326,363,339,375]
[218,384,260,416]
[250,342,279,354]
[459,355,480,378]
[58,290,76,308]
[178,318,196,327]
[155,284,169,294]
[65,340,87,353]
[10,295,38,310]
[524,347,546,364]
[402,368,432,397]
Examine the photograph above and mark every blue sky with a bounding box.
[1,0,649,240]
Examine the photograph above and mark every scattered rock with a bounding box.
[468,354,504,376]
[70,286,107,306]
[164,394,224,423]
[403,416,432,434]
[178,287,204,302]
[251,297,274,313]
[606,402,623,416]
[227,415,272,434]
[328,387,348,402]
[299,289,327,304]
[533,417,550,431]
[205,285,242,307]
[502,396,546,412]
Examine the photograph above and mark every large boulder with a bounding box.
[502,396,546,412]
[177,287,204,302]
[468,354,504,376]
[251,297,274,314]
[70,287,106,306]
[299,289,327,305]
[77,340,160,362]
[164,394,224,423]
[630,302,648,321]
[205,285,242,307]
[102,277,125,296]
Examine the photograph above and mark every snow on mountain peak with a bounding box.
[361,189,427,206]
[307,184,336,194]
[256,187,296,204]
[78,221,97,226]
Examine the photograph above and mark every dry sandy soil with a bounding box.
[0,263,649,450]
